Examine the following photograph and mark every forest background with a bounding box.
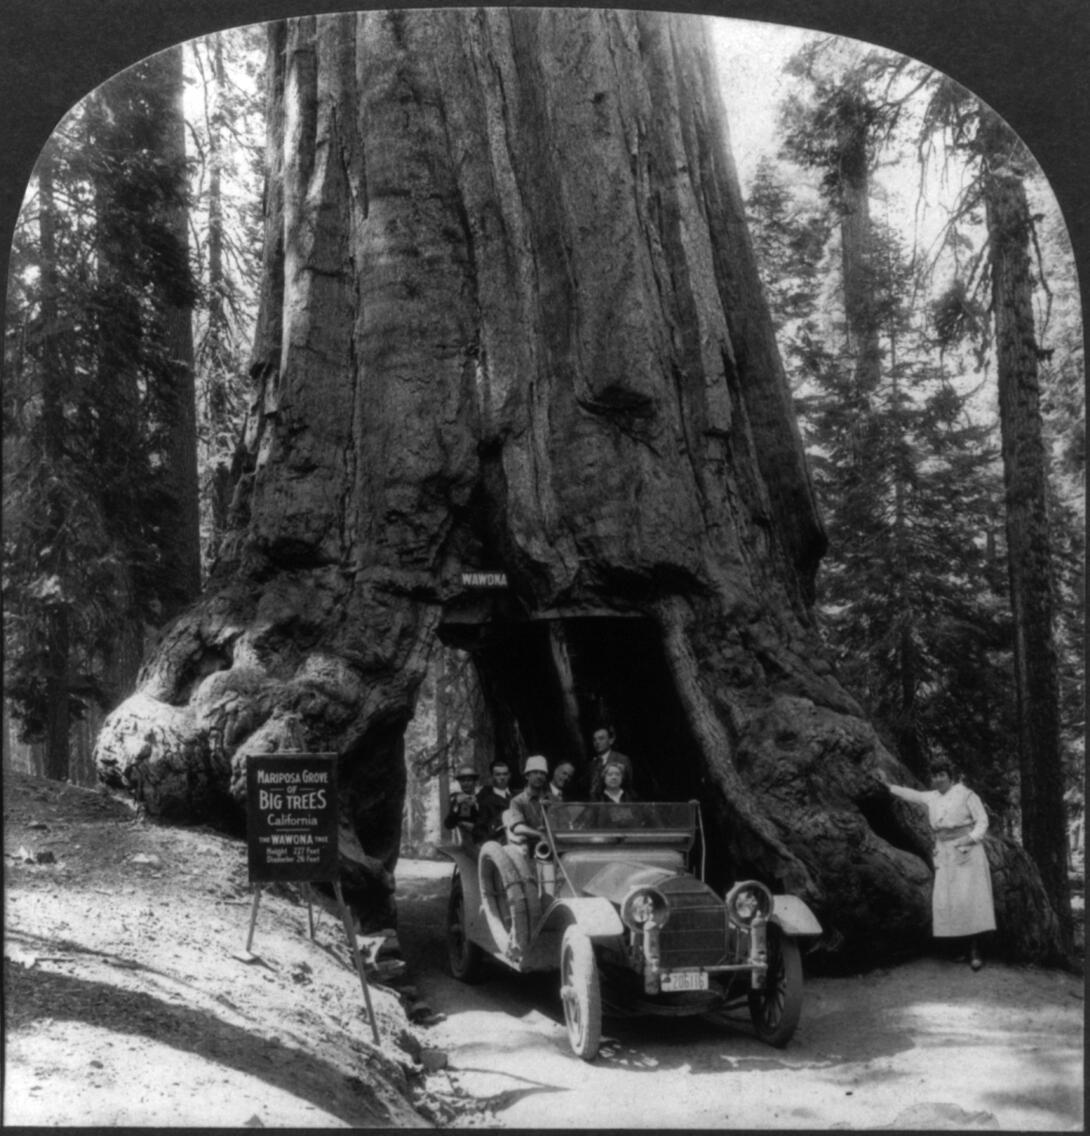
[1,3,1085,948]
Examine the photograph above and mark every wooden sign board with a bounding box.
[246,753,339,883]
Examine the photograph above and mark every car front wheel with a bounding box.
[748,923,803,1047]
[559,925,602,1061]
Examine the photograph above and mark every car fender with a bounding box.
[439,845,490,945]
[770,894,822,936]
[440,843,478,888]
[541,896,625,940]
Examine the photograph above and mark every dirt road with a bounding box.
[3,772,1083,1130]
[395,859,1084,1131]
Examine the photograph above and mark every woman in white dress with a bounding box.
[886,758,996,970]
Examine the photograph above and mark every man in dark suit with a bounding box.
[474,758,514,843]
[547,760,576,802]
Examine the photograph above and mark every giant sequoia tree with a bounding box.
[94,9,1062,962]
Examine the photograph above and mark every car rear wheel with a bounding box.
[560,925,602,1061]
[478,842,533,961]
[748,923,803,1047]
[447,872,485,983]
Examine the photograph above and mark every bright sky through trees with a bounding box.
[712,17,810,189]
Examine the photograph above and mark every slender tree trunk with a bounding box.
[889,334,925,775]
[547,623,587,762]
[983,120,1073,952]
[38,155,71,782]
[207,39,227,339]
[836,100,882,403]
[201,35,235,569]
[158,46,203,606]
[85,89,146,709]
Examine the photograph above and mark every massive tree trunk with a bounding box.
[96,9,1061,961]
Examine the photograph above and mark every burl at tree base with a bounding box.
[95,9,1061,965]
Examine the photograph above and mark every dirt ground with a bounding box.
[3,772,453,1128]
[3,771,1085,1129]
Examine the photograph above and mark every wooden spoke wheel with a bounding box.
[559,925,602,1061]
[446,872,485,983]
[748,923,803,1047]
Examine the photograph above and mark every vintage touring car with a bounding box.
[443,799,822,1060]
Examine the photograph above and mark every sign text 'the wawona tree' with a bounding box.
[95,8,1063,963]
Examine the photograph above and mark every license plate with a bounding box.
[660,969,708,992]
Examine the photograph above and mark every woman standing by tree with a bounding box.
[884,759,996,969]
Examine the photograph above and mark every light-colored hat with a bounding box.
[456,764,478,779]
[523,754,549,775]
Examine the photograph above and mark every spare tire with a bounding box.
[478,842,534,962]
[510,844,543,930]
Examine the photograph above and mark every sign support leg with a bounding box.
[334,879,381,1046]
[303,882,316,940]
[245,886,263,952]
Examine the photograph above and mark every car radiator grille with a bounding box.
[657,876,733,969]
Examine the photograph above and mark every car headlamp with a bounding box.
[725,880,773,929]
[621,886,670,930]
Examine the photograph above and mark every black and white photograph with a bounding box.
[2,1,1085,1128]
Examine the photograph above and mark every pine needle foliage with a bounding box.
[3,50,198,746]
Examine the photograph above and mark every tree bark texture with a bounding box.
[197,35,238,572]
[835,104,883,399]
[983,131,1073,952]
[96,10,1060,959]
[157,45,203,611]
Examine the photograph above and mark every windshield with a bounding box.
[545,801,696,834]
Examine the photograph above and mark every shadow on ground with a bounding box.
[4,957,393,1127]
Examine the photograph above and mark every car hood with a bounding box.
[578,861,682,906]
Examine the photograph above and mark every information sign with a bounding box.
[246,753,339,883]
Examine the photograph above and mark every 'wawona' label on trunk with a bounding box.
[246,754,339,882]
[461,571,508,588]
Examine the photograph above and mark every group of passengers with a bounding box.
[443,726,638,852]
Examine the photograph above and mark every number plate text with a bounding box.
[660,969,708,992]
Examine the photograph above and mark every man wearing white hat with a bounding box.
[503,754,550,852]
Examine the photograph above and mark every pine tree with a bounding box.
[84,50,201,630]
[916,78,1074,949]
[186,28,265,573]
[763,47,1019,798]
[3,126,127,770]
[31,151,71,778]
[745,157,831,336]
[3,47,201,766]
[1034,201,1085,817]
